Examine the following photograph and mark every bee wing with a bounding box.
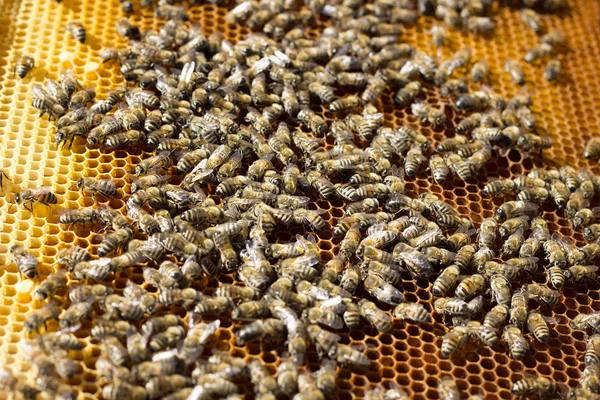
[152,348,178,362]
[89,258,112,268]
[391,164,405,180]
[32,84,49,100]
[591,207,600,218]
[542,316,561,325]
[179,61,196,84]
[31,186,55,196]
[367,222,386,234]
[319,295,343,310]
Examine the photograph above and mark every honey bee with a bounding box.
[98,227,133,257]
[10,245,39,279]
[411,101,446,126]
[330,95,362,113]
[336,343,370,369]
[236,318,287,345]
[393,242,434,278]
[445,153,472,181]
[527,283,560,307]
[434,297,469,317]
[510,288,528,328]
[455,274,486,300]
[116,18,140,39]
[511,375,556,397]
[483,304,509,330]
[545,59,561,81]
[394,81,422,107]
[586,335,600,367]
[520,8,543,33]
[75,178,118,201]
[504,59,525,85]
[33,272,67,301]
[404,146,426,177]
[102,382,148,400]
[525,43,553,63]
[68,283,111,304]
[565,265,599,283]
[298,108,327,137]
[467,59,489,83]
[543,237,567,268]
[15,187,58,211]
[502,325,529,360]
[25,301,61,332]
[466,16,495,34]
[293,208,328,231]
[179,320,220,363]
[454,244,476,270]
[393,302,432,324]
[149,325,186,352]
[135,151,172,176]
[572,312,600,333]
[232,300,270,320]
[441,326,469,358]
[363,274,404,305]
[502,228,525,256]
[15,55,35,79]
[67,21,86,43]
[59,299,94,328]
[495,201,538,222]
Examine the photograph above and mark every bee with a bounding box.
[466,16,495,34]
[179,320,220,363]
[336,343,370,369]
[434,297,469,317]
[346,198,379,216]
[116,18,140,39]
[330,95,362,113]
[510,288,528,328]
[441,326,469,358]
[361,73,387,103]
[15,55,35,79]
[580,365,600,393]
[393,242,434,278]
[512,376,555,397]
[404,146,426,177]
[75,178,117,201]
[545,59,561,81]
[98,227,133,256]
[236,318,287,345]
[585,224,600,241]
[549,179,570,207]
[527,283,560,307]
[454,244,476,270]
[524,43,553,63]
[504,59,525,85]
[249,360,279,397]
[502,228,525,256]
[67,21,86,43]
[411,101,446,126]
[298,108,327,137]
[59,299,94,328]
[394,81,422,107]
[102,382,148,400]
[495,201,537,222]
[135,151,172,176]
[393,302,432,324]
[583,242,600,264]
[483,304,509,330]
[25,301,61,332]
[586,335,600,366]
[363,274,404,305]
[470,60,489,83]
[572,312,600,332]
[455,274,486,299]
[149,325,186,352]
[520,8,543,33]
[33,272,67,301]
[9,245,39,279]
[490,275,512,306]
[69,86,96,108]
[565,265,599,283]
[68,283,111,304]
[483,179,516,197]
[427,25,446,48]
[15,187,58,211]
[445,153,472,181]
[502,325,529,360]
[543,237,567,268]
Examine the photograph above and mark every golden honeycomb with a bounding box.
[0,0,599,399]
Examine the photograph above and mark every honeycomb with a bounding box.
[0,0,600,399]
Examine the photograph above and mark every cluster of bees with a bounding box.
[5,0,599,399]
